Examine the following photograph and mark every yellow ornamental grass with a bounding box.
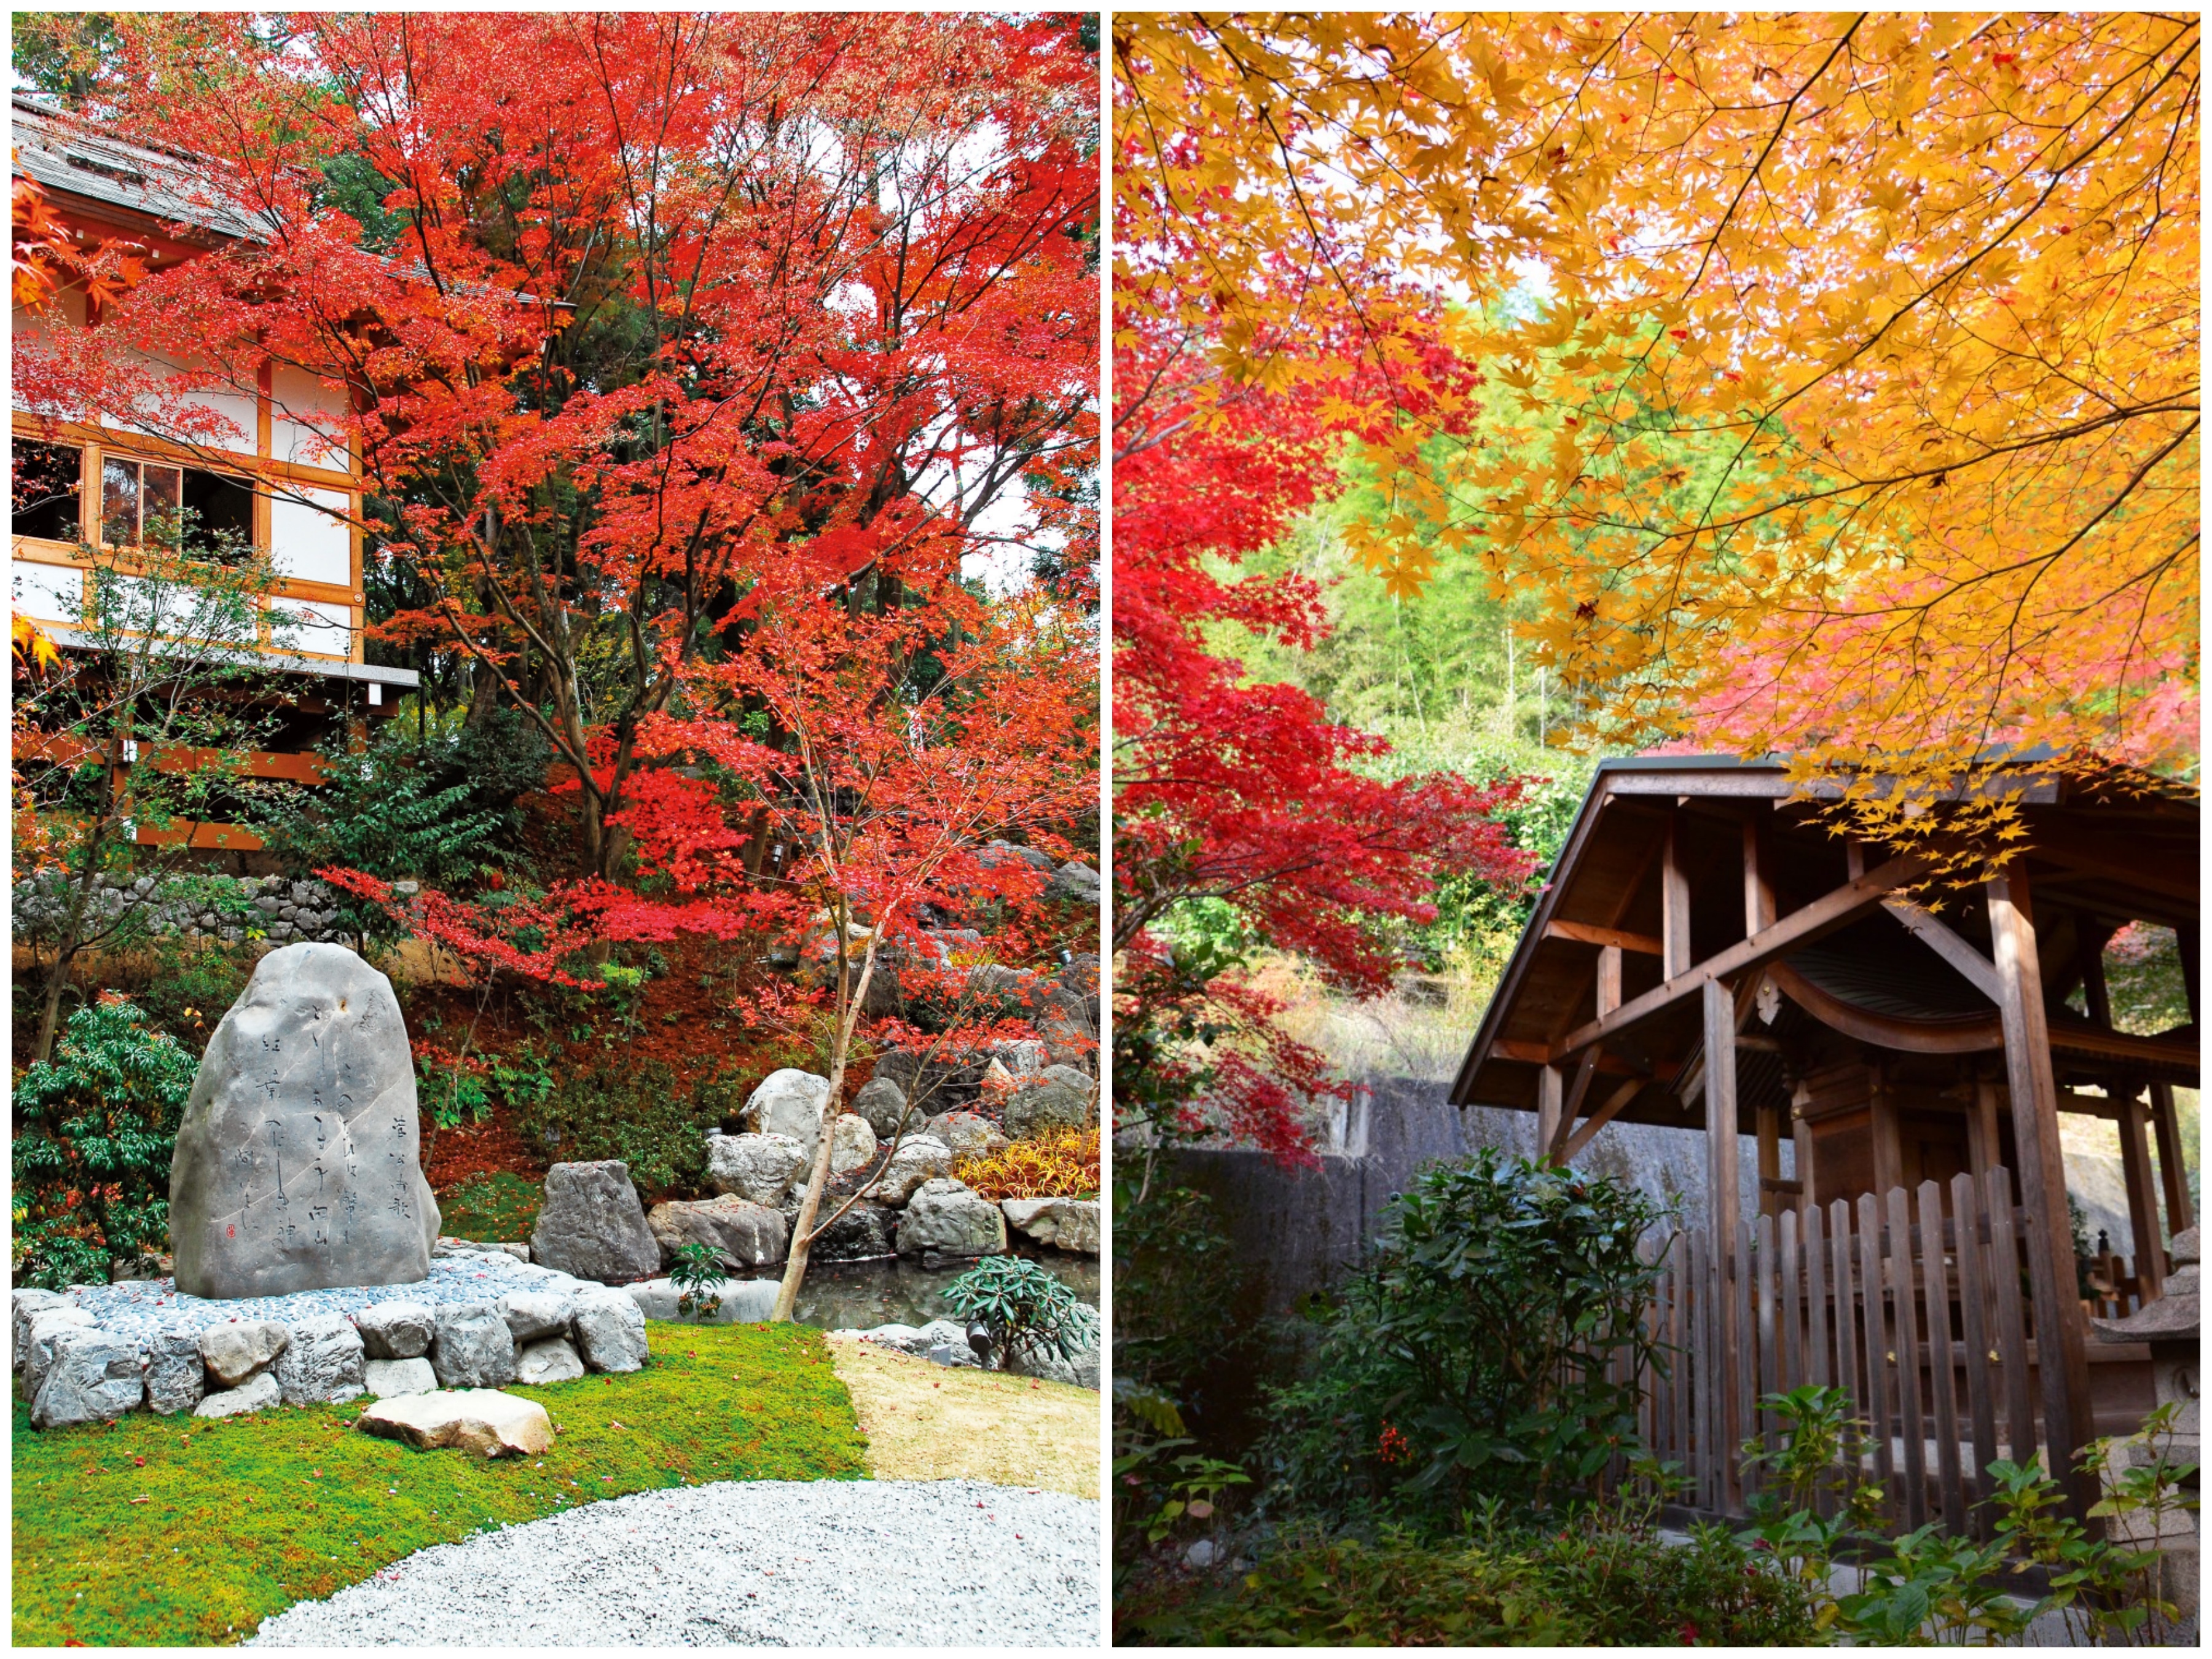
[953,1128,1100,1201]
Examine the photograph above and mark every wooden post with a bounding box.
[1537,1063,1564,1165]
[1793,1104,1816,1217]
[2151,1080,2194,1234]
[1985,868,2096,1523]
[1871,1072,1903,1201]
[1704,975,1741,1498]
[1663,812,1693,979]
[1757,1105,1783,1222]
[1744,814,1776,933]
[1969,1077,2002,1187]
[2115,1088,2166,1296]
[2178,924,2200,1026]
[1597,944,1623,1017]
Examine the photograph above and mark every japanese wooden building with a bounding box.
[11,94,416,853]
[1452,755,2197,1528]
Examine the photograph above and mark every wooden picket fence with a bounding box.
[1636,1167,2053,1538]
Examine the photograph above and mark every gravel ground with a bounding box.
[249,1478,1100,1647]
[56,1250,589,1346]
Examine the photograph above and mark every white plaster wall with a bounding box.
[10,558,85,623]
[268,595,353,655]
[270,365,348,469]
[269,487,353,586]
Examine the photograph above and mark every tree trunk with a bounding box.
[771,938,879,1323]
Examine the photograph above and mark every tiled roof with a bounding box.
[12,93,277,243]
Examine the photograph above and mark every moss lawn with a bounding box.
[12,1320,868,1647]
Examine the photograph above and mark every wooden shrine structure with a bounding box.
[1451,755,2197,1527]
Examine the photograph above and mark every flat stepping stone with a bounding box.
[357,1388,551,1458]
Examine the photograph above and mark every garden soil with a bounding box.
[826,1334,1097,1497]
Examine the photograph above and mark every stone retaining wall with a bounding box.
[12,871,351,946]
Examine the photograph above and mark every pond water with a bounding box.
[791,1249,1099,1332]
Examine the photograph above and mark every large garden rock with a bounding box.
[358,1389,551,1458]
[985,1039,1051,1080]
[18,1306,95,1400]
[496,1290,575,1346]
[529,1161,659,1284]
[429,1302,517,1389]
[646,1195,788,1272]
[353,1300,436,1360]
[795,1197,901,1262]
[898,1179,1006,1258]
[168,942,439,1300]
[878,1135,955,1206]
[1036,984,1096,1069]
[1002,1198,1100,1255]
[273,1313,367,1406]
[1046,861,1100,906]
[1003,1072,1094,1139]
[571,1291,649,1373]
[741,1069,831,1148]
[872,1051,984,1115]
[12,1288,69,1368]
[829,1113,877,1176]
[926,1111,1008,1162]
[194,1371,280,1418]
[363,1357,437,1399]
[30,1327,144,1429]
[198,1319,291,1389]
[144,1329,208,1416]
[514,1336,586,1384]
[851,1076,911,1140]
[705,1132,808,1206]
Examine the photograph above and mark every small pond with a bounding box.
[791,1249,1099,1332]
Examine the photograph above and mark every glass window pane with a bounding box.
[181,468,256,562]
[101,458,139,547]
[142,465,182,547]
[10,441,82,541]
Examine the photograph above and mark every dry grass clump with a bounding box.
[954,1126,1099,1199]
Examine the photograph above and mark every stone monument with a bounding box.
[169,943,439,1299]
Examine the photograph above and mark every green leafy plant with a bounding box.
[12,999,197,1287]
[489,1041,558,1114]
[1261,1148,1670,1527]
[1735,1383,1888,1617]
[1118,1506,1818,1647]
[1137,1453,1252,1546]
[669,1241,726,1319]
[944,1255,1098,1363]
[1833,1522,2030,1645]
[518,1058,705,1196]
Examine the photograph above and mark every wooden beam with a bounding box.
[1547,919,1664,955]
[1768,961,2004,1053]
[1537,1064,1564,1164]
[2151,1080,2194,1234]
[2057,1089,2125,1120]
[2116,1089,2166,1297]
[1880,898,2002,1002]
[1661,813,1692,979]
[1559,1077,1644,1163]
[1987,868,2098,1526]
[1553,853,1925,1059]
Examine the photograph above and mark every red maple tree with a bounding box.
[1113,322,1533,1166]
[36,10,1098,879]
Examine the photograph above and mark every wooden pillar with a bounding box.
[2115,1088,2166,1296]
[2151,1080,2194,1235]
[1757,1105,1783,1221]
[1986,869,2097,1522]
[1597,944,1622,1017]
[2178,925,2200,1026]
[1662,813,1692,979]
[1704,976,1742,1472]
[1967,1077,2002,1186]
[1743,815,1776,933]
[1537,1063,1564,1165]
[1870,1073,1902,1201]
[1792,1104,1816,1216]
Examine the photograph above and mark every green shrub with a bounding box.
[517,1058,705,1195]
[1261,1147,1669,1527]
[945,1254,1099,1362]
[12,1000,197,1287]
[1120,1510,1818,1646]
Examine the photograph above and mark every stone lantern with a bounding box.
[2091,1225,2199,1622]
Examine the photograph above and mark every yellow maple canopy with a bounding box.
[1116,10,2198,853]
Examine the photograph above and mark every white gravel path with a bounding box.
[248,1478,1099,1647]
